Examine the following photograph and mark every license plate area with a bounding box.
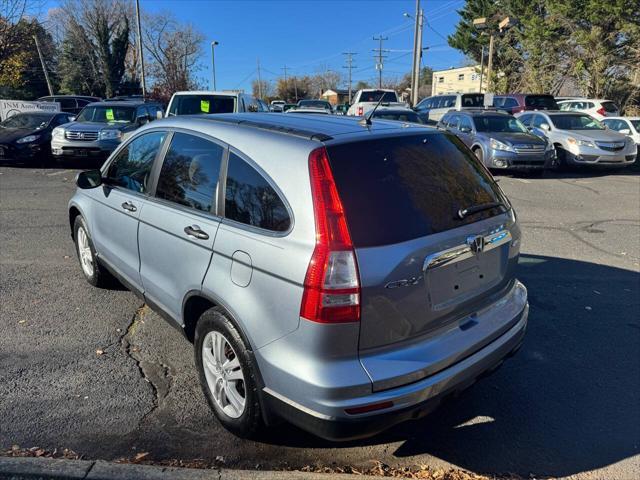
[75,149,88,157]
[424,229,511,311]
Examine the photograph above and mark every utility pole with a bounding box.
[478,45,485,93]
[33,34,53,96]
[372,36,388,89]
[257,58,262,99]
[135,0,146,98]
[408,1,424,107]
[486,34,494,93]
[342,52,357,103]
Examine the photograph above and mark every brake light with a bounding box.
[300,147,361,324]
[596,107,606,116]
[357,106,363,116]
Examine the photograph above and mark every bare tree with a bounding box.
[142,11,204,102]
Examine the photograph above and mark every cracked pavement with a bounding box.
[1,165,639,479]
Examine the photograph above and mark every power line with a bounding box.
[372,36,389,88]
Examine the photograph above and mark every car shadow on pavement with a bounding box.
[262,254,640,478]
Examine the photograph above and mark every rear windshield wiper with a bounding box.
[457,201,505,220]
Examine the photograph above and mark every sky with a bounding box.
[43,0,467,92]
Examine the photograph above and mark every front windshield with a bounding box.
[474,116,528,133]
[76,106,135,123]
[298,100,330,109]
[551,114,605,130]
[0,114,51,129]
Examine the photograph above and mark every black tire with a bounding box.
[555,146,571,171]
[194,307,262,438]
[473,147,484,165]
[73,215,113,288]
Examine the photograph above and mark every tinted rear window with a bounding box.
[602,101,618,113]
[358,90,398,103]
[524,95,558,110]
[169,95,235,115]
[461,94,484,107]
[327,134,508,248]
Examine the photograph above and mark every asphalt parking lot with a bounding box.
[1,164,639,479]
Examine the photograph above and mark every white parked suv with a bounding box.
[601,117,640,148]
[557,99,620,120]
[346,89,406,116]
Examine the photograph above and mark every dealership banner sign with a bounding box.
[0,100,61,121]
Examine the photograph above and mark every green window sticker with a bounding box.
[200,100,210,113]
[105,109,114,121]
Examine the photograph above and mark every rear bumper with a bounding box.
[263,298,528,441]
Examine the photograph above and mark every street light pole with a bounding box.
[486,34,494,93]
[211,41,219,90]
[409,0,420,107]
[478,45,485,93]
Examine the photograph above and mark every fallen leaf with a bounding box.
[96,349,104,356]
[134,452,149,462]
[18,320,26,324]
[63,255,71,259]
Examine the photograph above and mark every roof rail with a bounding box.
[202,117,334,142]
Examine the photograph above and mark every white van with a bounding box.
[166,91,268,117]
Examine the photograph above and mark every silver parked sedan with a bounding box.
[68,113,528,441]
[516,111,637,168]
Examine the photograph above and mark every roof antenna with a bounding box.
[359,93,386,127]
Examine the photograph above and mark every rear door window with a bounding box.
[602,101,618,113]
[169,95,236,115]
[155,133,223,213]
[326,134,508,248]
[224,152,291,232]
[459,115,473,131]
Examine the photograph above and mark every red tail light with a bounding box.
[596,107,606,117]
[357,106,363,116]
[300,147,361,324]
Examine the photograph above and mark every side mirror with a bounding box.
[460,126,472,133]
[540,123,551,131]
[620,128,631,135]
[76,169,103,189]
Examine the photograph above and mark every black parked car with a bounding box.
[38,95,102,115]
[0,112,75,165]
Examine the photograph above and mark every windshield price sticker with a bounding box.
[105,109,115,121]
[201,100,210,113]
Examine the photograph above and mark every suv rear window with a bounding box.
[601,101,618,113]
[524,95,558,110]
[326,134,508,248]
[358,91,398,103]
[169,95,235,115]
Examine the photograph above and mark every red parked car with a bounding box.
[493,94,558,115]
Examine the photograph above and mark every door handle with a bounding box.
[184,225,209,240]
[121,201,137,212]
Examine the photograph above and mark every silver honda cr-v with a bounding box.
[69,113,528,440]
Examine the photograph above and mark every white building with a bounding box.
[431,65,487,96]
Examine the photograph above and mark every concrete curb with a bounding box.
[0,457,376,480]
